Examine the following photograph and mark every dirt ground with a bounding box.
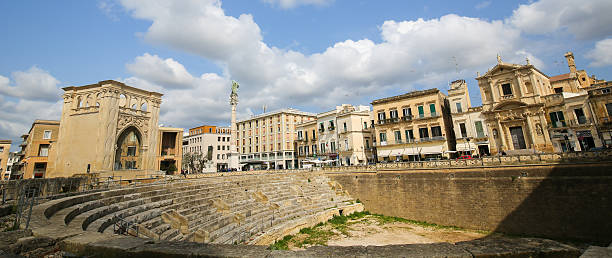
[287,215,487,250]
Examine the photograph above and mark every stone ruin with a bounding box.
[0,170,592,257]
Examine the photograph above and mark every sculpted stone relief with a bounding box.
[117,113,150,139]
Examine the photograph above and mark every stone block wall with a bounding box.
[327,163,612,244]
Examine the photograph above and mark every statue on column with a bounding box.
[230,80,239,105]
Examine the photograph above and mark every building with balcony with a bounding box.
[587,83,612,148]
[296,120,317,167]
[4,151,19,180]
[13,120,60,179]
[237,108,316,170]
[448,80,490,157]
[297,104,373,167]
[0,140,11,180]
[477,56,554,155]
[371,88,455,161]
[182,125,231,172]
[156,127,183,174]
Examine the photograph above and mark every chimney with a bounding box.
[564,52,577,74]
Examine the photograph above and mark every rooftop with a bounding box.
[371,88,440,105]
[237,108,316,123]
[62,80,163,97]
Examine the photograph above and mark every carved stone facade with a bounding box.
[49,80,162,177]
[477,58,554,154]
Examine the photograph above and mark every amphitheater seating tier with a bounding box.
[29,172,359,245]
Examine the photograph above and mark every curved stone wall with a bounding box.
[28,172,361,246]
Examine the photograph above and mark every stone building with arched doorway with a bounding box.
[49,80,166,178]
[477,57,554,155]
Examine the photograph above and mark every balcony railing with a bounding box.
[502,94,515,100]
[418,136,446,142]
[548,118,594,129]
[328,125,335,131]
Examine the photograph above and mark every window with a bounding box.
[127,146,136,156]
[394,131,402,143]
[549,111,566,128]
[554,87,563,93]
[217,145,220,150]
[43,130,52,140]
[429,104,437,117]
[431,126,442,137]
[39,144,50,157]
[379,132,387,143]
[218,137,221,141]
[606,103,612,117]
[363,122,368,129]
[389,109,398,119]
[330,142,336,152]
[312,145,317,154]
[377,111,386,121]
[419,128,429,139]
[405,129,414,142]
[574,108,587,124]
[343,122,347,132]
[402,107,412,118]
[602,88,611,94]
[344,139,349,151]
[459,123,467,138]
[501,83,512,96]
[418,106,424,118]
[328,120,335,130]
[319,122,325,132]
[320,143,326,153]
[298,131,303,139]
[455,102,462,113]
[475,121,485,138]
[365,139,370,149]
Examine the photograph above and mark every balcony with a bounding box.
[543,93,564,106]
[548,117,593,129]
[401,115,413,122]
[501,94,515,100]
[418,136,445,142]
[328,125,335,131]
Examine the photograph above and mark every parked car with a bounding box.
[457,155,473,160]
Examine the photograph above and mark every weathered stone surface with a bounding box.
[0,229,33,252]
[8,236,55,254]
[580,244,612,258]
[456,237,581,257]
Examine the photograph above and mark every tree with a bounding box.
[182,151,209,173]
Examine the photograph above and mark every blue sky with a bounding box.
[1,0,612,150]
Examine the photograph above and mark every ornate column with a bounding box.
[229,81,240,171]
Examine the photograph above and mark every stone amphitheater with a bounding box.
[2,162,611,257]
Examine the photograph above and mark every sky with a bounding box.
[1,0,612,151]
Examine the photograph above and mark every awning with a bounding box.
[377,149,392,157]
[402,147,420,155]
[390,149,404,156]
[420,145,444,154]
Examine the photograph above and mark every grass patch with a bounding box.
[269,235,293,250]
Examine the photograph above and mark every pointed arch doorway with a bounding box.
[114,126,142,170]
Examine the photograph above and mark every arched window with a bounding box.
[141,101,148,111]
[114,127,142,170]
[77,96,83,108]
[119,94,127,107]
[131,103,137,109]
[85,95,91,107]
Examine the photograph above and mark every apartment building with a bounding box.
[5,152,19,180]
[296,120,317,167]
[14,120,60,179]
[182,125,231,172]
[297,105,372,167]
[336,105,374,165]
[237,108,316,170]
[448,80,490,156]
[589,82,612,147]
[372,89,455,161]
[0,140,11,180]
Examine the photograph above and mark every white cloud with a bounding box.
[509,0,612,40]
[0,67,62,102]
[586,38,612,67]
[126,53,195,88]
[122,0,525,121]
[262,0,334,9]
[98,0,121,21]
